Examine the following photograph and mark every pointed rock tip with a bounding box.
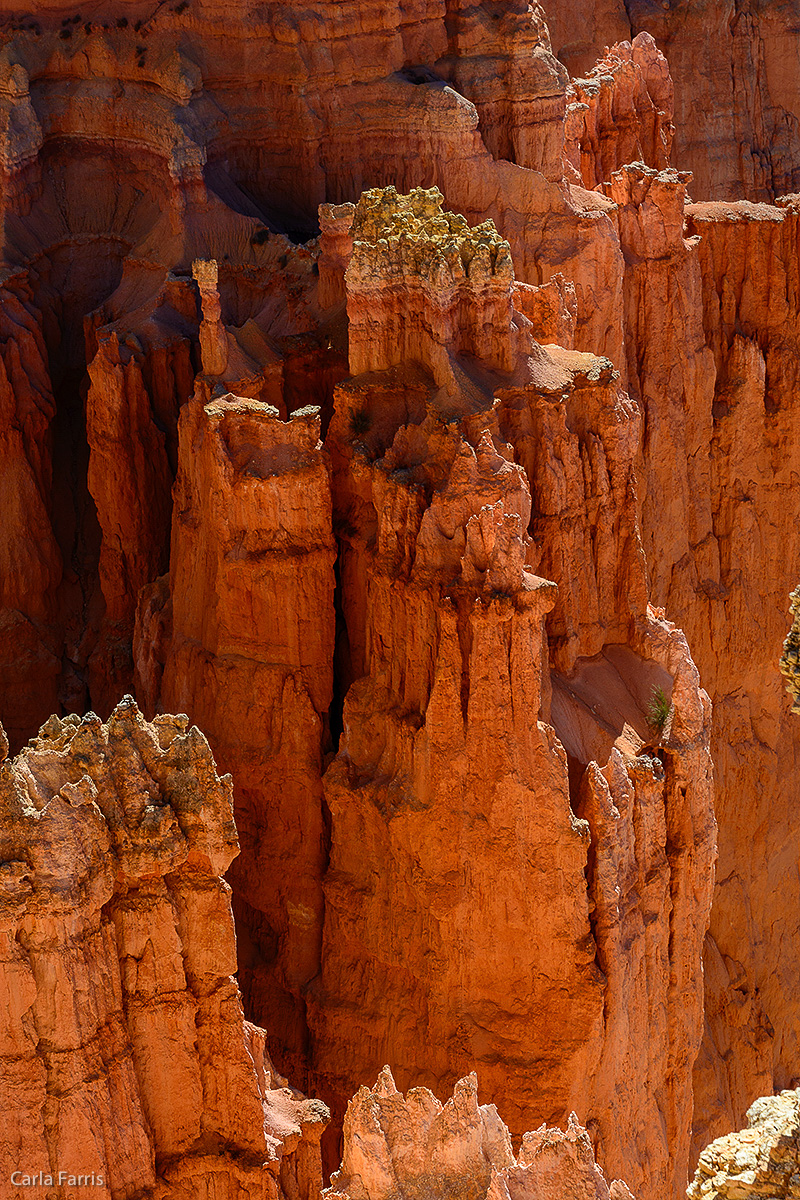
[374,1065,399,1097]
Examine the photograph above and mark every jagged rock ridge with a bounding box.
[325,1068,636,1200]
[0,699,328,1199]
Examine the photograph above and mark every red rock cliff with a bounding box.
[303,185,715,1200]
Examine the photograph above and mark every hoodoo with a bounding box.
[0,2,799,1199]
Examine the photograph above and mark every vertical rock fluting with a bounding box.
[543,0,800,203]
[583,140,800,1156]
[135,392,337,1083]
[604,164,800,1154]
[325,1068,636,1200]
[671,198,800,1156]
[84,275,199,713]
[0,698,328,1199]
[306,186,715,1200]
[0,10,672,753]
[1,7,794,1197]
[0,275,62,746]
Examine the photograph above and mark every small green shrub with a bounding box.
[647,685,671,740]
[348,407,372,438]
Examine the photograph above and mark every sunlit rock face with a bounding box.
[688,1089,800,1200]
[1,3,800,1199]
[325,1068,637,1200]
[0,697,329,1199]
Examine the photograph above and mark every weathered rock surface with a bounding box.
[0,698,328,1199]
[124,178,718,1200]
[780,586,800,713]
[564,34,673,192]
[544,0,800,202]
[688,1089,800,1200]
[621,191,800,1159]
[135,391,337,1084]
[302,186,716,1200]
[325,1068,636,1200]
[1,3,800,1199]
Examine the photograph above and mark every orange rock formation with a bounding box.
[130,184,716,1200]
[0,698,328,1198]
[687,1087,800,1200]
[546,0,800,201]
[136,392,336,1083]
[326,1068,635,1200]
[0,3,798,1200]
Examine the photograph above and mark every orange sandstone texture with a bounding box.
[135,392,337,1083]
[563,34,673,192]
[325,1068,636,1200]
[311,187,715,1198]
[0,6,672,753]
[0,4,795,1198]
[544,0,800,202]
[129,183,717,1200]
[650,196,800,1158]
[0,698,328,1199]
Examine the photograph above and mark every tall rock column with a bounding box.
[676,197,800,1155]
[0,698,329,1199]
[311,186,716,1200]
[0,275,62,748]
[84,274,199,712]
[134,391,336,1083]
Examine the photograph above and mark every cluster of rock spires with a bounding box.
[2,0,800,1197]
[0,698,636,1200]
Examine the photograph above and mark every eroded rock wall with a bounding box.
[135,391,336,1083]
[0,698,328,1199]
[308,187,714,1199]
[544,0,800,202]
[126,181,718,1200]
[671,198,800,1156]
[0,3,798,1199]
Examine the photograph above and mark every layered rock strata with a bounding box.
[0,3,679,756]
[616,188,800,1157]
[0,698,328,1199]
[0,4,798,1198]
[564,34,673,192]
[325,1068,636,1200]
[128,180,717,1200]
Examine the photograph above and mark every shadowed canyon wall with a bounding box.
[0,4,799,1200]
